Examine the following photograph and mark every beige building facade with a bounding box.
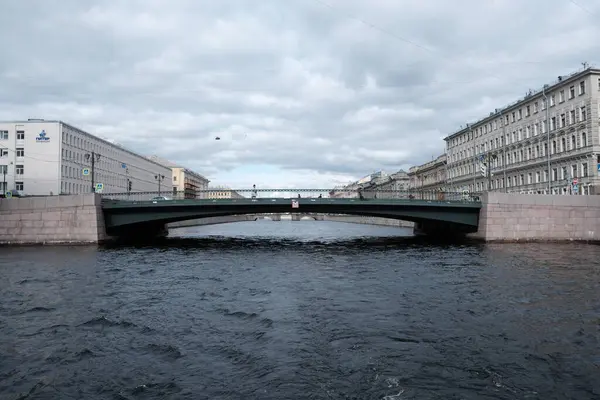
[171,167,210,199]
[206,186,244,199]
[408,154,447,193]
[445,66,600,196]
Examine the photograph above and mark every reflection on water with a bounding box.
[0,221,599,399]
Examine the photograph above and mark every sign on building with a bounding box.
[35,130,50,142]
[291,200,299,208]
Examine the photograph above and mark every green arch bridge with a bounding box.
[100,189,482,239]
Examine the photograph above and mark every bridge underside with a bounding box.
[102,200,481,240]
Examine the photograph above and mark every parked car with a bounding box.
[151,196,171,203]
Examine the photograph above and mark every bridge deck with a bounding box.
[102,197,482,209]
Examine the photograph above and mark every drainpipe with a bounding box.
[500,111,507,192]
[542,86,551,193]
[468,124,475,192]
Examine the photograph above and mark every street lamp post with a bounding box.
[487,153,497,191]
[2,164,6,195]
[155,174,165,196]
[125,168,131,199]
[85,152,101,193]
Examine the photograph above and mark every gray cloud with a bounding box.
[1,0,599,187]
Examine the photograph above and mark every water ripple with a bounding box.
[0,222,599,399]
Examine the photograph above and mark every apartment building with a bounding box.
[444,66,600,195]
[408,154,447,192]
[146,155,210,199]
[206,186,245,199]
[0,119,171,196]
[172,167,210,199]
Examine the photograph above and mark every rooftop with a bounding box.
[443,64,600,141]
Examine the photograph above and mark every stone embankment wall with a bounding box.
[322,215,414,228]
[0,194,107,245]
[168,214,415,229]
[168,215,252,228]
[472,192,600,242]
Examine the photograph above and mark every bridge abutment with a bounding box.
[413,221,476,238]
[0,194,108,245]
[470,192,600,242]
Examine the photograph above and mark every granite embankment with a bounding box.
[0,194,106,244]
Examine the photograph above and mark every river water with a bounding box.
[1,220,599,399]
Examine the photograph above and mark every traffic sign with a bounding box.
[291,200,299,208]
[572,179,578,185]
[82,168,90,176]
[5,191,12,199]
[95,183,104,193]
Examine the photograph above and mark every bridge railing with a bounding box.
[99,189,482,203]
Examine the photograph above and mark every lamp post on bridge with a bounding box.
[155,174,165,196]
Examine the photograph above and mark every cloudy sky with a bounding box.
[1,0,599,188]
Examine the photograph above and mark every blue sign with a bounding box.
[35,130,50,142]
[597,163,600,172]
[82,168,90,176]
[95,183,104,192]
[121,163,127,169]
[5,191,12,198]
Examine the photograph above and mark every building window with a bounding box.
[15,181,24,191]
[570,110,575,124]
[579,80,585,95]
[16,131,24,140]
[571,164,577,178]
[0,149,7,158]
[570,85,575,99]
[526,105,531,117]
[561,137,566,152]
[16,148,24,157]
[550,95,555,106]
[536,171,540,183]
[561,166,567,179]
[15,165,24,175]
[0,165,7,174]
[582,163,588,177]
[580,106,586,121]
[571,135,576,149]
[559,90,565,102]
[534,102,539,113]
[0,130,7,140]
[552,168,558,181]
[581,132,587,146]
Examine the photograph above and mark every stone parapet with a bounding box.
[471,192,600,242]
[0,194,107,245]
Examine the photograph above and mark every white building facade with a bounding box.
[0,120,172,196]
[445,66,600,196]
